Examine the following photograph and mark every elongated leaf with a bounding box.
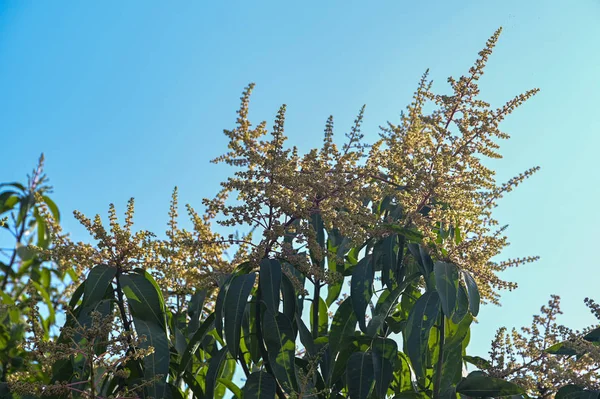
[346,352,375,399]
[178,312,215,376]
[281,273,297,321]
[42,195,60,221]
[452,284,469,323]
[296,313,316,356]
[215,274,233,340]
[224,273,256,358]
[218,378,243,399]
[247,295,261,363]
[375,273,420,318]
[381,234,397,289]
[133,319,171,399]
[351,255,373,332]
[463,355,491,369]
[373,339,397,397]
[373,351,394,398]
[120,272,170,398]
[310,296,329,337]
[262,311,298,393]
[188,288,207,335]
[121,271,166,327]
[434,262,459,318]
[83,264,116,308]
[462,271,480,316]
[329,296,358,356]
[405,291,440,379]
[260,258,281,314]
[311,212,326,250]
[243,371,277,399]
[456,372,524,397]
[205,346,229,399]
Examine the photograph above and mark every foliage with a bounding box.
[0,155,68,392]
[476,296,600,398]
[4,28,592,399]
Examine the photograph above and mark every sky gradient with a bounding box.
[1,1,599,357]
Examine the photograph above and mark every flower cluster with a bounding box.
[486,295,600,397]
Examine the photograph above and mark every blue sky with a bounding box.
[1,0,599,358]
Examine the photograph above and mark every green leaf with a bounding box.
[260,258,281,314]
[329,297,358,356]
[133,319,171,399]
[311,211,326,250]
[451,284,469,324]
[346,352,375,399]
[188,288,207,335]
[405,291,440,379]
[215,274,233,340]
[382,224,424,241]
[218,378,243,399]
[243,371,277,399]
[281,273,297,322]
[121,272,166,326]
[83,264,116,308]
[310,296,329,337]
[351,255,374,332]
[434,262,459,318]
[178,312,215,376]
[546,341,579,356]
[42,195,60,221]
[296,313,316,356]
[373,339,397,397]
[224,273,256,358]
[262,310,298,393]
[555,385,592,399]
[205,346,229,399]
[15,244,36,262]
[463,355,491,369]
[375,273,420,318]
[121,272,169,398]
[462,271,480,317]
[456,372,524,397]
[380,234,397,289]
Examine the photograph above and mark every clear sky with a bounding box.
[1,0,599,358]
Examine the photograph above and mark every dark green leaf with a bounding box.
[296,313,316,356]
[405,291,440,379]
[373,339,397,397]
[451,284,469,324]
[281,273,297,321]
[351,255,373,332]
[178,312,215,376]
[224,273,256,358]
[310,296,329,337]
[379,234,397,289]
[83,264,116,308]
[463,355,491,369]
[243,371,277,399]
[329,297,358,356]
[121,271,166,326]
[462,271,480,317]
[205,346,229,399]
[434,262,458,318]
[456,372,524,397]
[215,274,233,340]
[188,288,207,335]
[262,311,297,393]
[260,258,281,314]
[346,352,375,399]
